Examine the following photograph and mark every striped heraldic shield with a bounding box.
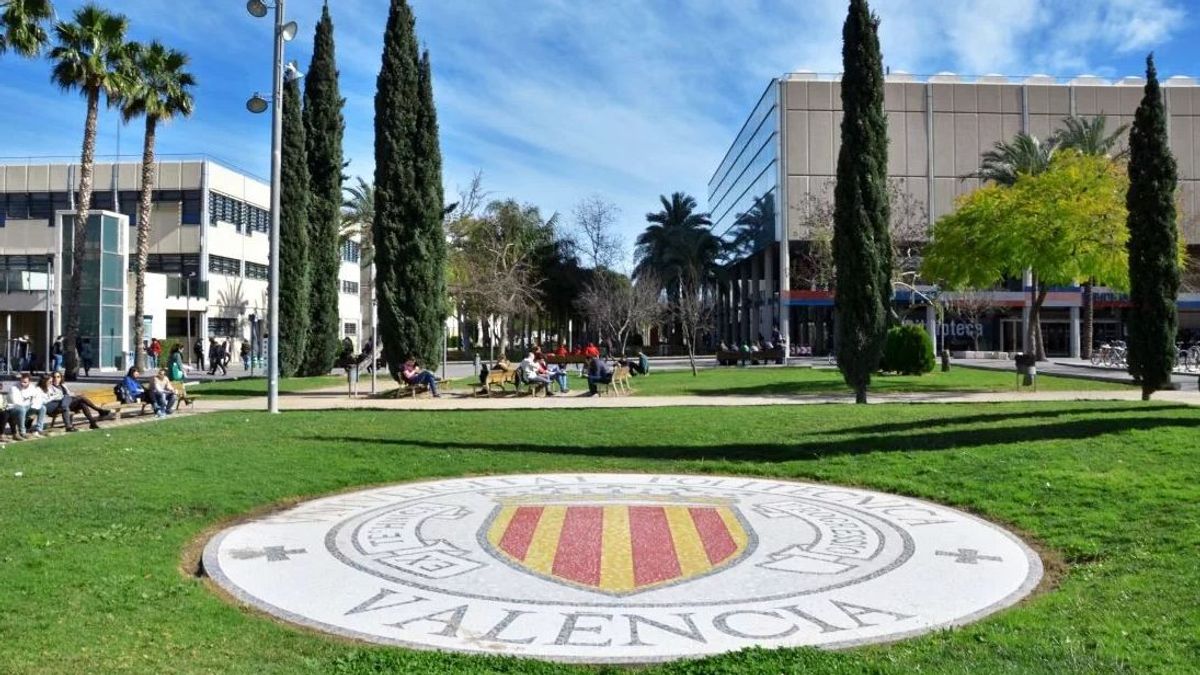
[485,497,750,595]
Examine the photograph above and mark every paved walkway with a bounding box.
[195,384,1200,413]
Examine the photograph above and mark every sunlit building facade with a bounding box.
[712,71,1200,357]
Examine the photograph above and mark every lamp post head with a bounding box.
[246,0,269,18]
[246,93,269,114]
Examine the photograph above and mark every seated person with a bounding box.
[39,374,78,432]
[584,343,600,359]
[401,356,441,397]
[518,352,553,395]
[537,356,569,393]
[149,369,178,417]
[54,373,110,429]
[121,367,150,405]
[8,372,45,438]
[631,350,649,376]
[554,344,568,357]
[583,356,613,397]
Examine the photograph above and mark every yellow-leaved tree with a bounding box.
[924,152,1131,360]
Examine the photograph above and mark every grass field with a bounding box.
[621,364,1129,396]
[185,375,345,399]
[1,400,1196,673]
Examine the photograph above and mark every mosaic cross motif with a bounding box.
[228,546,307,562]
[936,548,1003,565]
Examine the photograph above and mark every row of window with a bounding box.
[209,192,269,234]
[209,254,241,276]
[0,254,52,272]
[342,280,360,295]
[341,239,361,263]
[0,189,202,226]
[246,261,269,280]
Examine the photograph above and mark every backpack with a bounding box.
[113,383,133,404]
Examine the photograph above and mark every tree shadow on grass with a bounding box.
[843,404,1190,436]
[309,414,1200,464]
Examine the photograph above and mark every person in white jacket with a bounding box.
[7,372,45,438]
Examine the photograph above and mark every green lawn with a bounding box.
[1,401,1197,673]
[184,375,346,399]
[623,364,1128,396]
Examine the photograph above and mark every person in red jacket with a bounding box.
[584,343,600,359]
[555,344,568,357]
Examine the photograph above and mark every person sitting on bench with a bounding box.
[53,372,110,429]
[583,356,613,397]
[401,356,441,397]
[39,374,79,432]
[150,369,178,418]
[120,367,152,408]
[519,352,554,396]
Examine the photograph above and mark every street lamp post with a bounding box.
[185,271,196,367]
[246,0,298,414]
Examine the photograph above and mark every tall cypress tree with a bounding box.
[300,2,345,376]
[833,0,890,404]
[374,0,446,373]
[279,74,310,377]
[1126,54,1179,400]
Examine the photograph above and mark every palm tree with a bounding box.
[634,192,718,290]
[1053,114,1129,159]
[972,133,1058,186]
[0,0,53,57]
[340,176,374,265]
[121,40,196,370]
[49,3,130,378]
[1053,114,1129,360]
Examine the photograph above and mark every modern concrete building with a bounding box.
[0,157,367,372]
[712,71,1200,357]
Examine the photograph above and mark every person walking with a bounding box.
[148,338,162,368]
[239,341,251,370]
[51,336,64,372]
[79,338,94,377]
[207,338,227,376]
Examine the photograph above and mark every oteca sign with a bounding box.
[903,319,986,338]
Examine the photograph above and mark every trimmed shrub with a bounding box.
[881,324,935,375]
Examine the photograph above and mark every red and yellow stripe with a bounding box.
[488,503,746,592]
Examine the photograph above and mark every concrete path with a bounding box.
[196,384,1200,413]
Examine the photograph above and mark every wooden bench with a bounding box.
[715,349,784,366]
[476,368,518,397]
[392,373,453,398]
[598,365,632,396]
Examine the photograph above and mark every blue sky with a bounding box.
[1,0,1197,265]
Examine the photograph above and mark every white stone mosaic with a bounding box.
[203,474,1042,663]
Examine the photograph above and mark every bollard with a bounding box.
[940,350,951,372]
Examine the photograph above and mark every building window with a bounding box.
[209,254,241,276]
[208,318,237,337]
[209,192,267,235]
[341,280,359,295]
[343,322,357,335]
[341,239,361,263]
[245,261,269,280]
[145,253,201,276]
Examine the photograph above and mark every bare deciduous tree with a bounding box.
[789,179,929,291]
[944,291,1001,351]
[572,195,621,271]
[673,265,715,376]
[577,272,664,356]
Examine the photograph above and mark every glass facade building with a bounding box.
[707,82,779,255]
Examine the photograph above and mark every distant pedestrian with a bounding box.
[193,338,205,371]
[208,338,226,376]
[51,336,64,372]
[80,339,94,377]
[240,341,251,370]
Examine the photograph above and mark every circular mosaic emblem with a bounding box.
[203,474,1042,663]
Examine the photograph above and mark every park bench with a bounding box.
[715,349,784,366]
[476,367,519,397]
[598,365,632,396]
[391,372,454,398]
